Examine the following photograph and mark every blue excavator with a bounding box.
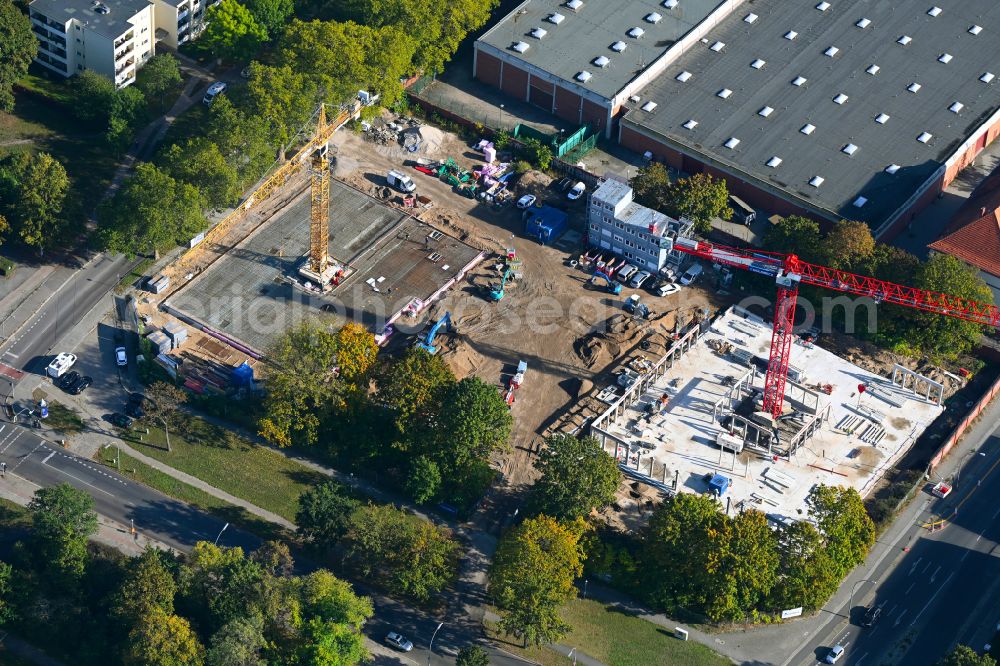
[416,312,452,354]
[489,268,512,302]
[589,270,623,295]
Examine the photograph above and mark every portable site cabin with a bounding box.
[524,205,568,244]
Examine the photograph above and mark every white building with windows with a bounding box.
[154,0,220,48]
[29,0,156,88]
[587,179,692,272]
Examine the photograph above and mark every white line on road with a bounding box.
[887,604,898,617]
[894,609,909,627]
[922,560,933,574]
[854,651,869,666]
[49,465,116,498]
[905,582,915,594]
[992,506,1000,521]
[910,571,956,627]
[41,451,55,464]
[960,549,972,563]
[930,565,941,583]
[909,557,922,575]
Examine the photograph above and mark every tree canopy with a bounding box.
[529,433,621,520]
[243,0,293,38]
[0,0,36,112]
[937,646,997,666]
[0,152,69,254]
[135,53,183,106]
[629,168,732,234]
[28,483,98,582]
[296,480,360,552]
[160,138,241,210]
[203,0,268,61]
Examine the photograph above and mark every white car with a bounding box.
[656,282,680,297]
[46,353,77,378]
[567,182,586,200]
[202,81,228,106]
[385,632,413,652]
[516,194,537,209]
[115,346,128,367]
[825,645,845,664]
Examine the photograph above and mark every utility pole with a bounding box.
[427,622,444,666]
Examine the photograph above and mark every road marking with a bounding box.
[960,549,972,563]
[41,451,55,464]
[887,604,898,617]
[905,582,915,594]
[922,560,933,574]
[49,465,115,498]
[894,609,909,627]
[977,529,986,543]
[930,565,941,583]
[855,651,869,665]
[2,351,17,359]
[992,506,1000,521]
[910,571,956,627]
[909,557,922,575]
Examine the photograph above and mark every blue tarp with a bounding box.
[232,362,255,387]
[524,205,568,244]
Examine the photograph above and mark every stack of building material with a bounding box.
[163,321,189,349]
[147,274,170,294]
[147,330,172,355]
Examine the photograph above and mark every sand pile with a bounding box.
[405,125,445,156]
[518,170,553,195]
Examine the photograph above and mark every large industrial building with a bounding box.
[476,0,1000,238]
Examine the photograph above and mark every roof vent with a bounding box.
[853,196,868,208]
[938,53,952,64]
[969,25,982,35]
[682,119,698,130]
[866,64,880,75]
[529,27,547,39]
[512,41,529,53]
[724,137,740,149]
[875,113,890,124]
[897,35,912,46]
[927,6,942,17]
[593,55,610,68]
[809,176,824,187]
[784,30,798,40]
[815,1,830,11]
[663,0,678,7]
[546,12,565,24]
[629,95,640,103]
[759,106,774,117]
[842,143,858,155]
[801,123,816,135]
[710,41,725,52]
[981,72,995,83]
[825,46,839,57]
[751,59,765,70]
[645,12,662,24]
[611,41,627,52]
[565,0,583,10]
[767,156,782,168]
[576,70,592,82]
[94,2,109,13]
[907,82,921,93]
[917,132,932,143]
[627,27,645,38]
[641,101,657,112]
[833,93,848,105]
[744,12,758,24]
[949,101,964,113]
[676,70,692,82]
[792,76,807,86]
[856,18,871,29]
[885,164,900,174]
[717,88,733,99]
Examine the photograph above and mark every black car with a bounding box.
[69,375,93,395]
[110,413,133,429]
[125,393,146,418]
[58,370,81,391]
[861,605,881,628]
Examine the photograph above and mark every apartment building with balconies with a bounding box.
[28,0,155,88]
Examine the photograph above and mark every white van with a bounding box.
[202,82,228,106]
[386,170,416,193]
[47,352,77,378]
[679,263,703,285]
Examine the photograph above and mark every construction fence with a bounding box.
[927,373,1000,471]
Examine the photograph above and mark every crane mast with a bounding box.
[309,105,330,275]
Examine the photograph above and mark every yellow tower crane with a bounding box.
[309,104,330,275]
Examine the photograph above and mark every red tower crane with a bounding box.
[663,237,1000,419]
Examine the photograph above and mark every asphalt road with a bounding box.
[0,253,137,382]
[788,428,1000,666]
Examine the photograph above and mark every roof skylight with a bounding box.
[512,41,529,53]
[565,0,583,9]
[917,132,932,143]
[825,46,839,57]
[759,106,774,117]
[767,156,782,168]
[641,101,657,112]
[886,164,901,174]
[853,196,868,208]
[645,12,662,23]
[724,137,740,149]
[842,143,858,155]
[676,70,692,82]
[809,176,824,187]
[927,6,942,17]
[627,27,645,38]
[682,119,698,130]
[744,12,758,24]
[981,72,995,83]
[969,25,982,35]
[611,41,627,52]
[801,123,816,135]
[710,41,725,52]
[546,12,565,24]
[792,76,807,86]
[530,27,547,38]
[784,31,798,40]
[938,53,952,64]
[875,113,889,124]
[897,35,912,45]
[717,88,733,99]
[833,93,848,104]
[663,0,678,8]
[816,2,830,11]
[575,71,592,82]
[866,64,880,75]
[751,59,765,69]
[949,101,964,113]
[907,82,921,93]
[856,18,871,29]
[593,55,610,67]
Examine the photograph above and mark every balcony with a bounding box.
[115,70,135,87]
[177,9,189,20]
[37,40,68,61]
[36,53,68,72]
[115,58,135,75]
[113,32,134,49]
[114,43,134,62]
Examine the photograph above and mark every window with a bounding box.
[907,82,921,93]
[825,46,839,57]
[938,53,952,64]
[927,6,941,17]
[969,25,982,36]
[614,234,624,243]
[949,101,964,113]
[801,123,816,135]
[784,30,798,40]
[897,35,912,45]
[766,156,782,168]
[809,176,824,187]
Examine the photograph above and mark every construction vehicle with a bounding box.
[416,312,452,354]
[504,360,528,405]
[590,270,622,294]
[489,268,512,302]
[624,294,650,318]
[661,235,1000,418]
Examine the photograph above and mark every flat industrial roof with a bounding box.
[477,0,723,100]
[625,0,1000,226]
[30,0,151,39]
[168,181,482,352]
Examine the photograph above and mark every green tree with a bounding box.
[529,433,621,520]
[629,162,672,212]
[0,152,70,255]
[937,646,997,666]
[377,346,455,434]
[258,322,344,448]
[456,645,490,666]
[822,219,875,270]
[72,70,118,125]
[490,516,586,646]
[143,381,189,453]
[706,509,778,621]
[161,138,241,210]
[0,0,36,112]
[296,480,360,552]
[521,138,553,170]
[112,548,177,625]
[98,162,206,256]
[244,62,317,148]
[206,614,268,666]
[906,253,993,357]
[124,608,205,666]
[344,504,459,602]
[806,485,875,578]
[435,376,512,470]
[243,0,293,39]
[28,483,98,581]
[299,569,373,629]
[205,96,276,186]
[296,616,369,666]
[251,539,295,577]
[136,53,183,107]
[0,561,14,625]
[768,520,839,611]
[763,215,822,262]
[405,455,442,504]
[664,173,732,234]
[179,543,267,633]
[203,0,267,61]
[335,322,378,386]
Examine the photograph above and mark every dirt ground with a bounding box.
[330,120,720,510]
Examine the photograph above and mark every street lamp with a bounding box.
[214,522,229,546]
[567,647,578,666]
[427,621,444,666]
[848,578,876,619]
[499,104,505,129]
